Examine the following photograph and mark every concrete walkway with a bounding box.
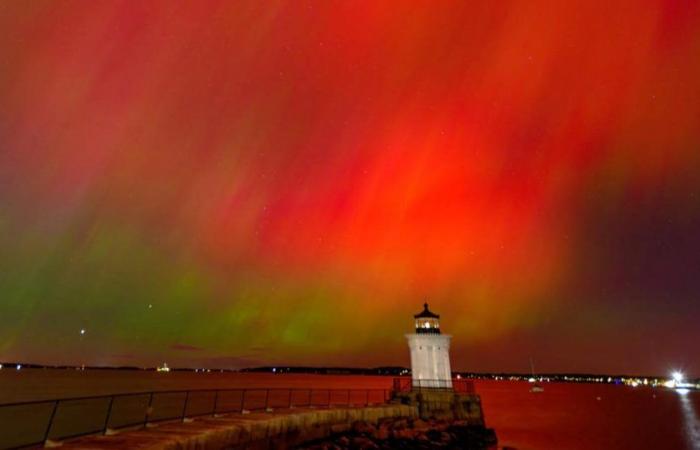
[56,404,417,450]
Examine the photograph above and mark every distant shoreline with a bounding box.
[2,362,695,386]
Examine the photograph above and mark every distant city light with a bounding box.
[80,329,86,335]
[672,371,684,383]
[16,364,21,370]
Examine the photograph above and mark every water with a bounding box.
[477,380,700,450]
[0,369,390,403]
[1,369,698,449]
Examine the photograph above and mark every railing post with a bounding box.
[144,392,154,427]
[102,396,115,435]
[240,389,246,412]
[181,391,190,421]
[264,389,270,411]
[43,400,60,444]
[212,390,219,416]
[288,389,293,409]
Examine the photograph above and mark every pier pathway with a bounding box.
[54,404,416,450]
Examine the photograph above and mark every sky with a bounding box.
[0,1,699,376]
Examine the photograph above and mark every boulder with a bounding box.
[372,424,390,440]
[411,419,429,431]
[351,421,376,435]
[350,436,378,449]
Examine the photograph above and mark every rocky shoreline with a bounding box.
[296,417,498,449]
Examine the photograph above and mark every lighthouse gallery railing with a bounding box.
[392,377,476,393]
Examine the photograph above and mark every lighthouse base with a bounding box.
[392,390,485,423]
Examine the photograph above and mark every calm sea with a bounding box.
[0,369,698,450]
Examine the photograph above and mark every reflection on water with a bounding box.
[678,389,700,450]
[468,380,699,450]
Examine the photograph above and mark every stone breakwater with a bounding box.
[58,404,418,450]
[54,392,496,449]
[296,417,498,449]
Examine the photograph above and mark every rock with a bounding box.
[351,420,376,435]
[331,423,351,434]
[425,429,440,441]
[372,424,390,440]
[295,416,497,449]
[350,436,378,449]
[439,431,451,443]
[390,419,408,430]
[411,419,429,430]
[433,419,449,431]
[414,431,429,441]
[393,428,416,439]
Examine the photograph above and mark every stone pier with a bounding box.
[56,404,417,450]
[392,390,485,424]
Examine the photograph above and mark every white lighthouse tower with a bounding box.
[406,303,452,389]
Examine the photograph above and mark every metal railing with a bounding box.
[0,387,391,449]
[392,377,476,394]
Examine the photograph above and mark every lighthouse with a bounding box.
[406,303,453,389]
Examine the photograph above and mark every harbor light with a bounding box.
[665,371,691,390]
[406,302,452,389]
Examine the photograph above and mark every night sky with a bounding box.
[1,1,699,375]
